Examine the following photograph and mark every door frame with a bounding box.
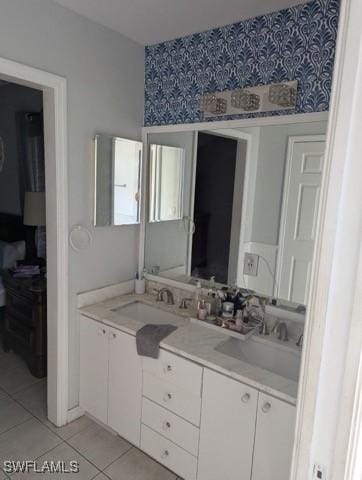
[0,56,68,426]
[276,134,326,302]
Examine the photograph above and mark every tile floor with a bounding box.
[0,336,179,480]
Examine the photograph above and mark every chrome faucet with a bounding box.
[296,333,304,347]
[155,288,175,305]
[272,321,289,341]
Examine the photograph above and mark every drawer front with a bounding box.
[142,349,202,396]
[141,425,197,480]
[142,397,199,456]
[5,312,32,344]
[6,294,33,327]
[143,372,201,426]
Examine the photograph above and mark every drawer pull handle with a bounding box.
[262,402,271,413]
[164,364,173,373]
[162,421,171,431]
[163,393,172,402]
[241,393,251,403]
[161,449,169,459]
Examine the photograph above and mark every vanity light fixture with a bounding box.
[231,89,260,111]
[200,80,298,117]
[268,83,297,108]
[200,93,227,115]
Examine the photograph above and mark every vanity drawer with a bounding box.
[142,397,199,456]
[142,349,203,396]
[143,372,201,426]
[141,424,197,480]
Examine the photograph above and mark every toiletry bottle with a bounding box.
[197,299,208,320]
[194,279,202,310]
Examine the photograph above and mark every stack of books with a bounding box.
[12,265,41,278]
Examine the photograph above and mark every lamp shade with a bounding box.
[23,191,46,226]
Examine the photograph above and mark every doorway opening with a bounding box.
[191,132,247,284]
[0,56,68,427]
[0,82,48,398]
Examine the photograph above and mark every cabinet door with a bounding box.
[108,327,142,446]
[252,393,296,480]
[198,369,258,480]
[79,315,109,424]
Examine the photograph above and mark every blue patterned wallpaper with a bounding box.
[144,0,339,126]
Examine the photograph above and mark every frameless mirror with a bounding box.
[149,144,185,222]
[94,135,142,226]
[144,119,328,306]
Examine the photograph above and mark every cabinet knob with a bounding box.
[162,421,171,431]
[163,392,172,402]
[161,449,169,459]
[241,393,251,403]
[112,333,117,339]
[164,364,173,373]
[262,402,271,413]
[98,328,106,336]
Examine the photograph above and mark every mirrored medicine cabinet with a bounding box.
[94,134,142,226]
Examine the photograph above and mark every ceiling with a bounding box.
[51,0,309,46]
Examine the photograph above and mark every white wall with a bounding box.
[0,0,144,408]
[0,83,43,214]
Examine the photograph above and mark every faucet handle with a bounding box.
[259,321,269,336]
[152,289,162,301]
[271,320,280,336]
[179,298,192,309]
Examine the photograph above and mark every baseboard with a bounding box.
[67,405,84,423]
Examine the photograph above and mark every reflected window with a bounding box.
[149,144,184,222]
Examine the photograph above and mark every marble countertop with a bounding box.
[79,293,299,405]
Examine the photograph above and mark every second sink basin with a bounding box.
[215,337,301,382]
[111,301,185,326]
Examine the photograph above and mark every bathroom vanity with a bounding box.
[79,293,299,480]
[86,114,329,479]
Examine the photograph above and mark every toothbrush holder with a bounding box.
[135,278,146,295]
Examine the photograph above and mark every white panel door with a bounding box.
[108,327,142,446]
[198,369,258,480]
[252,393,296,480]
[278,136,325,303]
[79,315,109,424]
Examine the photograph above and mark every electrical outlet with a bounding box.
[243,253,259,276]
[313,463,327,479]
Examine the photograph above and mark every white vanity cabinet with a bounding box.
[79,315,109,424]
[251,392,296,480]
[198,369,296,480]
[198,369,259,480]
[80,315,296,480]
[79,315,142,446]
[108,326,142,446]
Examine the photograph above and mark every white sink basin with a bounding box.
[215,337,301,382]
[111,301,185,326]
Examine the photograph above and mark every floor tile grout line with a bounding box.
[0,415,34,439]
[98,444,134,475]
[63,436,105,473]
[62,432,130,475]
[0,378,44,398]
[2,441,67,478]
